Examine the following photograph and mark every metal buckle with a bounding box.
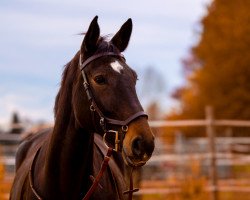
[103,130,120,152]
[122,125,128,133]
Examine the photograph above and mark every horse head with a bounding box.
[72,16,155,167]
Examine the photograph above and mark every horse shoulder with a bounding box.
[10,128,52,200]
[15,128,52,171]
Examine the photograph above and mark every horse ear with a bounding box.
[111,18,132,52]
[81,16,100,56]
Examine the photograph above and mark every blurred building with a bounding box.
[9,112,23,134]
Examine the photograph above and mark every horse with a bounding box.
[10,16,155,200]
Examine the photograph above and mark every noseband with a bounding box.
[79,52,148,152]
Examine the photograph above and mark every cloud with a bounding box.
[0,0,212,124]
[12,0,209,20]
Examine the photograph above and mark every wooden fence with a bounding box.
[148,106,250,200]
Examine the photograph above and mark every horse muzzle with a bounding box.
[122,134,155,168]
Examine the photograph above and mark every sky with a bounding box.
[0,0,211,128]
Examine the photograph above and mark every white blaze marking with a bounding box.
[110,61,123,73]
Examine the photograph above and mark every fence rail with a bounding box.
[149,119,250,127]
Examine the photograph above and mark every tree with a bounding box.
[167,0,250,136]
[138,66,167,120]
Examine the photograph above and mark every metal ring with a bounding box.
[90,105,95,112]
[100,118,105,126]
[122,125,128,132]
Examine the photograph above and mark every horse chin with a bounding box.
[122,148,149,168]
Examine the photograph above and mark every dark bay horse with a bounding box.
[10,16,155,200]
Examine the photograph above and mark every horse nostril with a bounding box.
[131,136,144,158]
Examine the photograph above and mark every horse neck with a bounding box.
[43,61,94,199]
[42,110,93,199]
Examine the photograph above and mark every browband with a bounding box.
[80,52,125,71]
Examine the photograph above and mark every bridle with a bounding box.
[79,51,148,152]
[29,51,147,200]
[79,51,148,200]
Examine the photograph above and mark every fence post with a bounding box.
[205,106,218,200]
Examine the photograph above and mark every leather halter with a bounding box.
[79,52,148,152]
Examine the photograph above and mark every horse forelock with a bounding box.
[95,36,120,54]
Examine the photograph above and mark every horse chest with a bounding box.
[92,140,127,200]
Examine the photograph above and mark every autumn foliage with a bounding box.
[167,0,250,136]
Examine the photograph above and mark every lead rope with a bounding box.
[82,150,138,200]
[82,147,113,200]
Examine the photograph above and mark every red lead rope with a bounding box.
[82,147,139,200]
[82,147,113,200]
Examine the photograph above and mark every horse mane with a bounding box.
[54,36,120,120]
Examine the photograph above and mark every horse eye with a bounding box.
[94,75,106,85]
